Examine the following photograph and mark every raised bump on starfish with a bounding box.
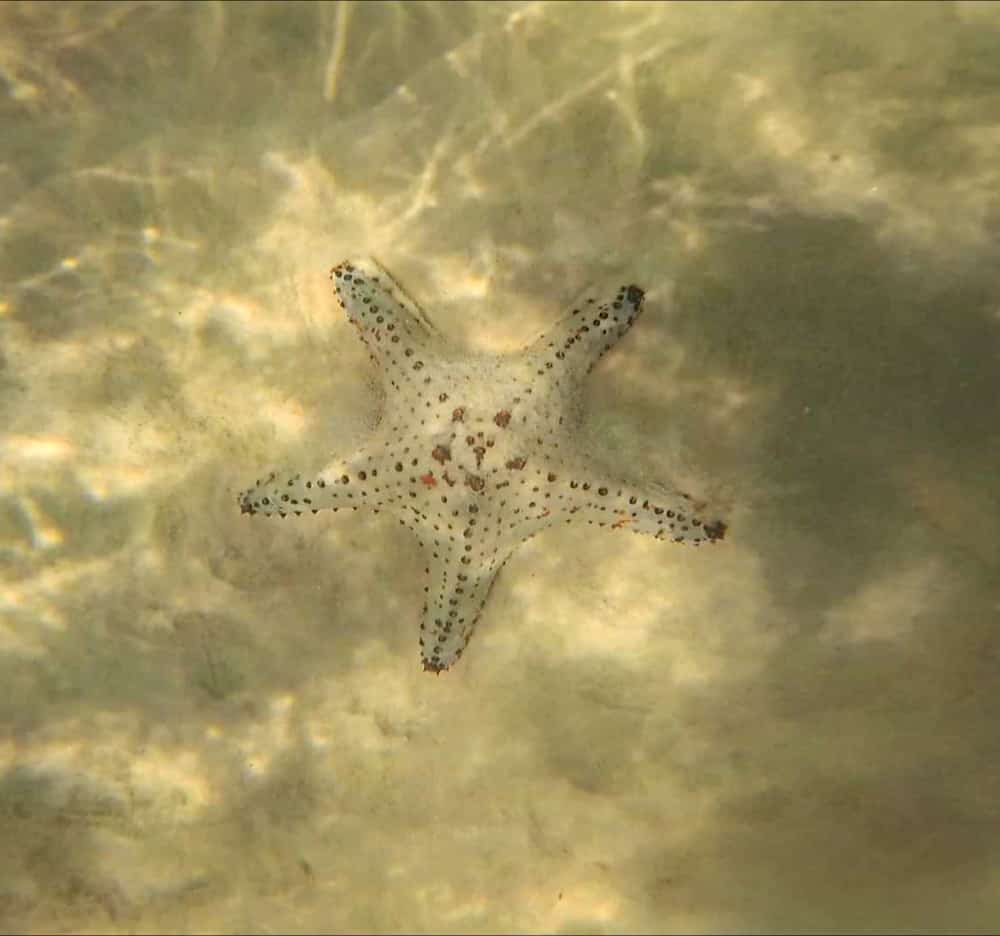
[239,258,726,673]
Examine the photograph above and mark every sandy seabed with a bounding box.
[2,2,1000,932]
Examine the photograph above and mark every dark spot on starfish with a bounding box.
[704,520,727,541]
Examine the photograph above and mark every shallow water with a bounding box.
[2,1,999,932]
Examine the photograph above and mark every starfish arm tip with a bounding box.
[329,258,439,363]
[530,280,646,379]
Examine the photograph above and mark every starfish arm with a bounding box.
[237,451,403,518]
[413,540,511,673]
[330,258,441,373]
[546,468,727,545]
[527,281,645,382]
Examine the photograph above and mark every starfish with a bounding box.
[238,259,727,673]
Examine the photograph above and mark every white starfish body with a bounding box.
[239,259,726,673]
